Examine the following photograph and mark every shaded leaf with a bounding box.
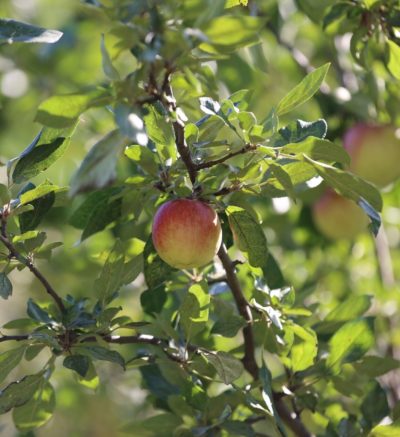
[75,345,125,369]
[304,156,382,212]
[63,355,90,377]
[0,347,26,385]
[0,373,44,414]
[0,19,62,44]
[27,299,54,324]
[12,381,55,432]
[202,351,243,384]
[94,240,125,307]
[0,273,13,299]
[69,130,127,196]
[11,125,76,184]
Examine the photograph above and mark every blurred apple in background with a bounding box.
[343,123,400,188]
[312,189,369,240]
[152,198,222,269]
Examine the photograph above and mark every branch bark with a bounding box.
[0,211,66,314]
[218,244,311,437]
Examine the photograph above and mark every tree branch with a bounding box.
[0,334,29,343]
[218,244,311,437]
[163,81,198,185]
[196,143,257,170]
[0,210,66,314]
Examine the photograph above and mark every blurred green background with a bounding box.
[0,0,399,435]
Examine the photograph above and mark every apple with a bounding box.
[312,189,369,240]
[343,123,400,188]
[152,198,222,269]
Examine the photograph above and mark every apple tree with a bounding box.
[0,0,399,435]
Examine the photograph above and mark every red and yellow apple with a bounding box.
[312,189,369,240]
[152,198,222,269]
[343,123,400,188]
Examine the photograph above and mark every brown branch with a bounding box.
[0,211,66,314]
[218,244,258,379]
[0,334,29,343]
[163,81,198,185]
[196,143,257,170]
[218,244,311,437]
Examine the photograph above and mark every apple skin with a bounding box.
[343,123,400,188]
[152,199,222,269]
[312,189,369,240]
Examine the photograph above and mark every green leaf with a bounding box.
[25,345,45,361]
[286,324,318,372]
[140,285,167,315]
[225,0,248,7]
[352,356,400,378]
[387,40,400,80]
[361,382,390,430]
[69,130,127,196]
[327,318,375,374]
[74,345,125,369]
[0,19,62,44]
[76,361,99,390]
[120,413,183,435]
[227,206,267,268]
[280,138,350,166]
[269,163,295,200]
[143,103,176,162]
[143,236,174,290]
[0,373,44,414]
[202,351,244,384]
[81,197,121,241]
[19,188,56,233]
[276,63,330,116]
[11,125,76,184]
[201,15,264,53]
[12,381,55,432]
[63,355,90,377]
[314,295,372,334]
[94,240,125,308]
[275,119,328,146]
[180,282,210,336]
[19,184,63,205]
[0,347,26,385]
[100,34,120,80]
[125,145,159,176]
[35,88,112,128]
[2,319,39,330]
[370,419,400,436]
[304,156,382,212]
[211,299,246,338]
[0,272,13,299]
[227,206,285,288]
[27,299,53,324]
[259,359,286,435]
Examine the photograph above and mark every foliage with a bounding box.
[0,0,399,436]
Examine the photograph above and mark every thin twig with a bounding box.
[196,143,257,170]
[0,334,29,343]
[0,212,66,314]
[163,82,198,185]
